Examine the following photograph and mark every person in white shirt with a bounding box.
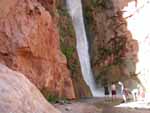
[111,82,116,101]
[118,81,126,102]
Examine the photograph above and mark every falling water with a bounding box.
[66,0,102,96]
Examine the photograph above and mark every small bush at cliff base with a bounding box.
[47,94,59,103]
[61,47,74,60]
[46,94,69,104]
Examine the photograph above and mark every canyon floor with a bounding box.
[54,97,150,113]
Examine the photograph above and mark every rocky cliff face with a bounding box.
[0,64,60,113]
[36,0,92,97]
[56,0,92,97]
[0,0,142,99]
[0,0,75,99]
[82,0,139,86]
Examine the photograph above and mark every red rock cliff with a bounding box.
[0,0,75,99]
[82,0,139,86]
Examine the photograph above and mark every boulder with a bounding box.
[0,64,61,113]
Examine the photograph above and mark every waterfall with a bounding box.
[66,0,102,96]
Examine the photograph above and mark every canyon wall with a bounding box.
[0,0,75,99]
[0,0,144,99]
[82,0,139,88]
[37,0,92,97]
[0,0,92,99]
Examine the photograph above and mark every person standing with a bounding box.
[118,81,126,102]
[131,88,138,101]
[104,83,110,101]
[111,82,117,101]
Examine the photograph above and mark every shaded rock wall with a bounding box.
[0,64,60,113]
[82,0,139,86]
[0,0,75,99]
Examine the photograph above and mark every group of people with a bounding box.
[103,82,117,101]
[103,81,145,102]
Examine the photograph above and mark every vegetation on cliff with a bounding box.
[56,0,92,97]
[82,0,138,86]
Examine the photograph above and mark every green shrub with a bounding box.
[47,94,59,103]
[61,47,74,60]
[91,0,105,8]
[69,60,79,72]
[57,7,69,17]
[47,94,70,104]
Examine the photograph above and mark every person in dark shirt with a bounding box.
[103,80,110,101]
[104,85,110,100]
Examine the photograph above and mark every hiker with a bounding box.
[132,88,139,101]
[118,81,126,102]
[111,82,117,101]
[104,82,110,101]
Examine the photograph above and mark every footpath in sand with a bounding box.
[54,97,150,113]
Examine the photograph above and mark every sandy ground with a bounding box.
[54,97,150,113]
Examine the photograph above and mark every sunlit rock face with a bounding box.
[122,0,150,92]
[0,0,75,99]
[0,64,60,113]
[37,0,56,12]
